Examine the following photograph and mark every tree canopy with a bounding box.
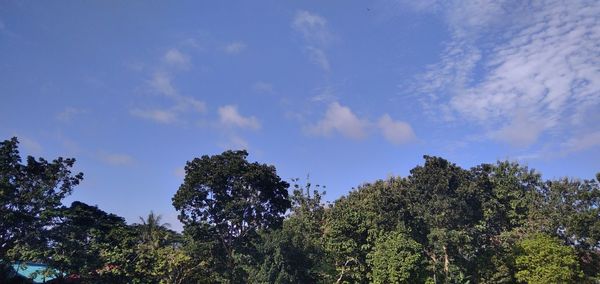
[2,136,600,283]
[172,150,291,282]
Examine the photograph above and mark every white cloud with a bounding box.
[306,47,330,72]
[488,112,546,147]
[292,10,331,46]
[253,81,274,94]
[224,42,246,54]
[413,0,600,149]
[292,10,333,71]
[378,114,416,144]
[308,102,368,139]
[218,105,261,130]
[560,131,600,154]
[150,72,177,97]
[99,152,135,166]
[134,71,206,124]
[163,48,190,68]
[130,108,178,124]
[148,72,206,112]
[310,85,338,102]
[307,102,418,144]
[56,107,86,122]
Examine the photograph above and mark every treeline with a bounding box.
[1,136,599,283]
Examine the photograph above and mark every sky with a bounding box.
[1,0,599,231]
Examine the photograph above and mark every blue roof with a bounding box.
[12,262,61,283]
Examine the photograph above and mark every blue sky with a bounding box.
[1,0,599,230]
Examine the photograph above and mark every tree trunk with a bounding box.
[443,245,449,278]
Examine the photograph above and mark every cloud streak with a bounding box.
[98,152,135,166]
[412,0,600,149]
[163,48,190,69]
[132,60,206,125]
[292,10,333,72]
[224,42,246,54]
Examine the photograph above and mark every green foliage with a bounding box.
[368,229,427,284]
[3,136,600,283]
[515,233,582,283]
[0,137,83,260]
[46,201,129,277]
[249,179,332,283]
[323,180,398,283]
[404,156,476,282]
[172,150,291,283]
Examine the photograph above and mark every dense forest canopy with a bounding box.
[1,137,599,283]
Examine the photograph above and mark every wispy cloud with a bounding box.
[56,107,87,122]
[98,152,135,166]
[252,81,274,94]
[560,131,600,154]
[218,105,261,130]
[292,10,332,46]
[149,71,177,97]
[224,41,246,54]
[163,48,190,69]
[412,0,600,150]
[488,111,546,147]
[149,71,206,112]
[292,10,333,72]
[130,108,179,124]
[133,69,206,125]
[310,85,338,102]
[306,46,330,72]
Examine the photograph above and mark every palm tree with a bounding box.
[138,211,171,249]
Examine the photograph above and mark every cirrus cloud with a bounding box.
[218,105,261,130]
[412,0,600,149]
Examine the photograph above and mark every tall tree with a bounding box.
[46,201,131,280]
[404,156,475,282]
[368,228,427,284]
[323,178,406,283]
[249,179,332,283]
[0,137,83,259]
[172,150,291,282]
[515,233,583,283]
[137,211,172,249]
[470,161,543,283]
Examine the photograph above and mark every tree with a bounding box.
[470,161,543,283]
[137,211,172,249]
[0,137,83,259]
[404,156,475,282]
[46,201,129,279]
[172,150,291,282]
[529,176,600,279]
[515,233,582,283]
[368,229,427,284]
[323,178,406,283]
[249,179,332,283]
